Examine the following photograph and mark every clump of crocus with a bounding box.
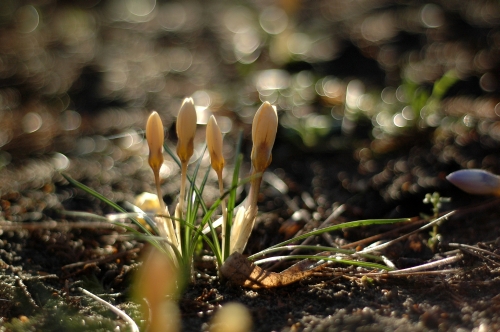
[447,169,500,195]
[230,102,278,254]
[143,99,277,279]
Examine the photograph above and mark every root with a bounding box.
[220,252,317,289]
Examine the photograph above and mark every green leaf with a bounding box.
[250,245,384,262]
[249,218,410,259]
[252,255,394,271]
[431,70,459,100]
[61,173,153,236]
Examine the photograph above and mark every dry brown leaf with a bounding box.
[220,252,318,289]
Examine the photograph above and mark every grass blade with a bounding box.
[251,245,385,262]
[249,218,410,260]
[62,173,153,236]
[253,255,394,271]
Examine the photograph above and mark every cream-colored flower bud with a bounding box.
[251,102,278,173]
[447,169,500,195]
[146,111,164,173]
[176,97,197,163]
[209,302,252,332]
[134,247,180,332]
[206,115,225,174]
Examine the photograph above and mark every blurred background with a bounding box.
[2,1,500,328]
[0,0,500,219]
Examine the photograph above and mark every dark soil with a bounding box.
[1,1,500,331]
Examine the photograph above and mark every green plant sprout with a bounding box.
[423,192,451,250]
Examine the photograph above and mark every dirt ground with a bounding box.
[1,1,500,331]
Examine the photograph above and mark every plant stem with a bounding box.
[178,161,188,246]
[154,169,179,255]
[217,170,228,261]
[154,171,166,213]
[231,170,261,254]
[246,171,262,210]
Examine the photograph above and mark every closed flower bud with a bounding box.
[209,302,252,332]
[206,115,225,174]
[446,169,500,195]
[251,102,278,173]
[134,192,162,215]
[146,111,164,173]
[134,247,180,332]
[176,97,197,163]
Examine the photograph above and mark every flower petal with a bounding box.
[447,169,500,195]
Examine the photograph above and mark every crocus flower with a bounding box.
[146,111,179,254]
[134,247,180,332]
[209,302,252,332]
[447,169,500,195]
[230,102,278,254]
[176,98,197,164]
[206,115,225,175]
[146,111,164,175]
[251,102,278,173]
[207,115,229,259]
[175,97,198,244]
[145,111,166,212]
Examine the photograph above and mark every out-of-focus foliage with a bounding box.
[0,0,499,160]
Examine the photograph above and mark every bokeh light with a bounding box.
[0,0,497,184]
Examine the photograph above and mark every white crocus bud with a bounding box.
[146,111,167,212]
[207,115,229,260]
[209,302,252,332]
[251,102,278,173]
[175,97,197,247]
[134,247,180,332]
[176,97,197,164]
[447,169,500,195]
[206,115,225,175]
[146,111,164,175]
[229,102,278,255]
[145,112,179,254]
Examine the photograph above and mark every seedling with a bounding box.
[423,192,450,250]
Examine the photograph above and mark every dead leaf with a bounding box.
[220,252,318,289]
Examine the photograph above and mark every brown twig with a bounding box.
[448,243,500,267]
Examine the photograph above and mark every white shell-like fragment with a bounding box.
[446,169,500,195]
